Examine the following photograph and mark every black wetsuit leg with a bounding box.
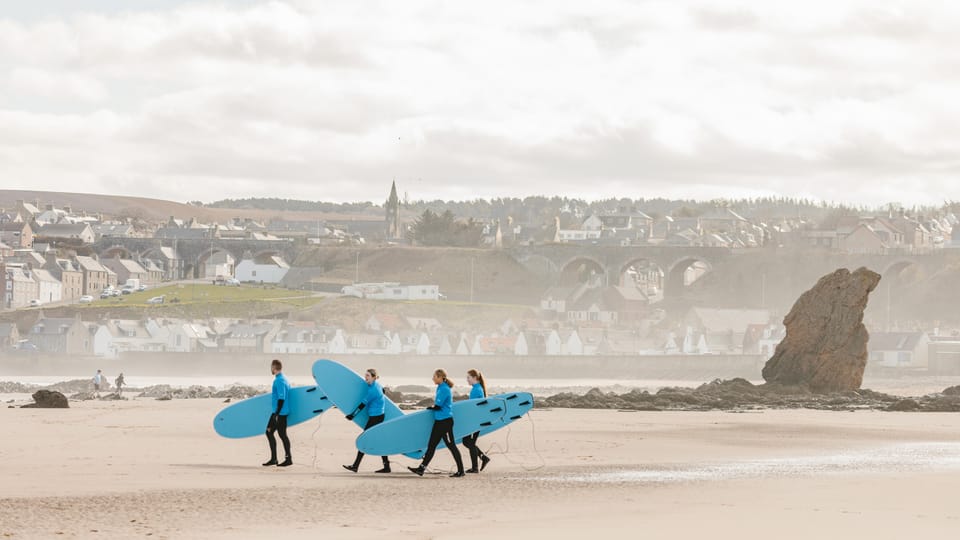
[352,414,387,468]
[440,419,464,473]
[420,417,452,468]
[277,415,290,460]
[462,431,481,470]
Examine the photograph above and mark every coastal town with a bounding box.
[3,186,960,377]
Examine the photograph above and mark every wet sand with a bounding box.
[2,399,959,539]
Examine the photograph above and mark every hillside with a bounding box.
[292,246,548,304]
[0,189,384,223]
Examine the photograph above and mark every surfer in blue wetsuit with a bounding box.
[343,368,392,474]
[263,359,293,467]
[462,368,491,473]
[408,369,465,478]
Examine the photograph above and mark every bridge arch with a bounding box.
[100,245,135,260]
[665,256,713,298]
[559,256,607,286]
[617,257,665,302]
[196,247,239,279]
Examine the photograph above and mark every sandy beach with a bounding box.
[2,395,959,540]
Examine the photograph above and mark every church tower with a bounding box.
[385,180,400,239]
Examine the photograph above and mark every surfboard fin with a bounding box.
[480,421,493,427]
[490,407,503,413]
[519,400,531,406]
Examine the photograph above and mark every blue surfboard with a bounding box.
[355,397,508,456]
[213,385,332,439]
[310,359,406,429]
[475,392,534,438]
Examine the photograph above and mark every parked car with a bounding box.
[121,287,134,295]
[225,278,240,286]
[15,340,38,351]
[78,295,94,304]
[28,299,41,307]
[138,285,147,291]
[146,295,165,304]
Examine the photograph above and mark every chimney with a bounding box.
[63,206,72,214]
[45,204,54,211]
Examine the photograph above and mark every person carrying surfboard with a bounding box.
[263,359,293,467]
[343,368,392,474]
[408,369,466,478]
[462,369,492,473]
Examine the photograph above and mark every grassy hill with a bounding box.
[0,189,384,223]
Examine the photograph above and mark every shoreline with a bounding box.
[3,401,960,539]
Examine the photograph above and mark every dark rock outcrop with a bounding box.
[942,385,960,396]
[762,267,881,393]
[21,390,69,408]
[537,381,960,412]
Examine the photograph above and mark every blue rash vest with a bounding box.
[469,382,485,399]
[433,382,453,420]
[271,372,291,416]
[364,380,386,416]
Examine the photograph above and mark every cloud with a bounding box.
[0,0,959,207]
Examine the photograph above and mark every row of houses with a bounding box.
[1,252,166,309]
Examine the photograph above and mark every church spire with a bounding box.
[385,180,400,239]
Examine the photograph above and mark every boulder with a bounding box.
[942,385,960,396]
[21,390,69,408]
[762,267,881,393]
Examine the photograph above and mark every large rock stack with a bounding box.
[762,267,881,393]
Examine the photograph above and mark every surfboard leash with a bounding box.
[310,413,327,470]
[483,412,546,471]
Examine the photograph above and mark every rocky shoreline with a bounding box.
[6,377,960,412]
[537,378,960,412]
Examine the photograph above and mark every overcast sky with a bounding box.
[2,1,958,206]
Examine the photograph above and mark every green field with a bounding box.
[85,284,324,310]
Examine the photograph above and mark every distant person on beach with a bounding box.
[462,369,491,473]
[263,359,292,467]
[342,368,392,474]
[92,369,103,396]
[408,369,465,478]
[115,373,125,396]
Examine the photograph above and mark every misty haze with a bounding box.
[3,2,960,539]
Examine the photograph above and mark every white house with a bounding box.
[563,330,584,355]
[235,255,290,284]
[558,229,602,243]
[87,324,115,358]
[436,335,453,355]
[342,282,440,301]
[455,334,470,355]
[545,330,562,356]
[415,333,430,355]
[514,332,529,356]
[204,251,236,279]
[869,332,930,368]
[328,329,347,354]
[32,268,62,304]
[471,335,485,355]
[166,322,217,352]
